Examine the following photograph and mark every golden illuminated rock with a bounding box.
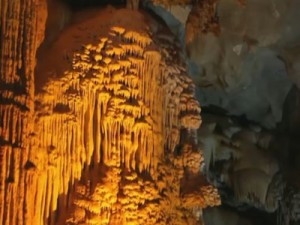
[0,0,48,224]
[0,5,220,225]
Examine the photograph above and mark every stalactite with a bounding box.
[1,6,220,225]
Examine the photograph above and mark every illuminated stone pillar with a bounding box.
[0,0,47,224]
[1,4,219,225]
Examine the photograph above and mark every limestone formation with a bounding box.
[0,0,48,224]
[198,113,282,212]
[0,5,219,225]
[184,0,295,128]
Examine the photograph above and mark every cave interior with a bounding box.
[1,0,300,224]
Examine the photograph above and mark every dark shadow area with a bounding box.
[58,0,125,10]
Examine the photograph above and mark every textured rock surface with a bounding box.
[198,113,281,212]
[186,0,297,128]
[144,1,300,224]
[203,207,254,225]
[1,4,220,225]
[0,0,47,224]
[4,1,300,224]
[144,0,191,48]
[147,0,300,129]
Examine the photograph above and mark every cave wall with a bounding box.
[144,1,300,224]
[146,0,300,129]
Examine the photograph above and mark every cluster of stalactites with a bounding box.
[36,23,202,171]
[31,16,207,224]
[68,143,220,225]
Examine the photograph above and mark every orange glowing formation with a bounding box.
[0,4,219,225]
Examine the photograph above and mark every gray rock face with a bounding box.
[143,1,191,48]
[195,48,291,128]
[203,207,254,225]
[187,0,298,129]
[197,114,281,212]
[146,0,300,129]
